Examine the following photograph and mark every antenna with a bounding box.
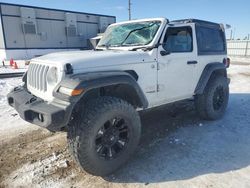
[128,0,131,20]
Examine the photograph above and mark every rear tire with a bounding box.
[195,75,229,120]
[67,96,141,176]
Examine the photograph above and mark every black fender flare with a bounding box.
[195,62,227,95]
[54,71,148,109]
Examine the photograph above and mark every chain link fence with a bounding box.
[227,40,250,57]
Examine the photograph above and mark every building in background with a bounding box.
[0,2,116,60]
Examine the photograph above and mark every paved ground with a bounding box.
[0,64,250,188]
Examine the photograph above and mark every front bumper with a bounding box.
[7,86,71,132]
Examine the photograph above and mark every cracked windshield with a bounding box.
[98,21,161,47]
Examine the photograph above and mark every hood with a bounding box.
[32,50,155,72]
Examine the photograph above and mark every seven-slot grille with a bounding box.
[27,63,49,92]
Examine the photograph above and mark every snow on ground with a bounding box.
[0,66,27,74]
[0,64,250,188]
[3,134,75,188]
[0,61,31,143]
[0,77,38,144]
[228,64,250,93]
[0,60,28,73]
[229,56,250,65]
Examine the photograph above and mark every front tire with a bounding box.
[67,97,141,176]
[195,75,229,120]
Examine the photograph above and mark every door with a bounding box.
[157,25,198,104]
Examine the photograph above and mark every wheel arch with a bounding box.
[195,62,227,95]
[56,71,148,109]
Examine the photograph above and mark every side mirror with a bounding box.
[160,50,170,56]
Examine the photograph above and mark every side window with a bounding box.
[163,27,193,53]
[196,26,226,55]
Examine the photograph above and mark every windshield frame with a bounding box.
[96,19,165,50]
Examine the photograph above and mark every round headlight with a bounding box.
[47,67,58,85]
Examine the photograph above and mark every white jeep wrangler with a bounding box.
[8,18,230,176]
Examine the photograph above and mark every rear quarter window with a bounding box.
[196,25,226,55]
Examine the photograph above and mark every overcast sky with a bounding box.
[1,0,250,39]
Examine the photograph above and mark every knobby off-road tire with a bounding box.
[195,75,229,120]
[67,96,141,176]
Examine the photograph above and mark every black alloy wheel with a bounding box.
[95,117,129,160]
[212,86,225,110]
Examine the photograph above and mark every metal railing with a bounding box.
[227,40,250,57]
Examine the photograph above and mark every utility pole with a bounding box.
[128,0,131,20]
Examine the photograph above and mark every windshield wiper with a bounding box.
[129,46,154,51]
[129,43,161,51]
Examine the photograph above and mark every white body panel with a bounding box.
[156,22,226,105]
[157,24,198,104]
[25,18,227,109]
[30,49,159,106]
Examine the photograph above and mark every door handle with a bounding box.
[187,61,198,65]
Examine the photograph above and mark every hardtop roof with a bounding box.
[170,19,222,29]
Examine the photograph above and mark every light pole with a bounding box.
[233,27,236,40]
[128,0,131,20]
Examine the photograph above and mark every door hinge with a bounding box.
[157,63,166,70]
[157,84,160,92]
[157,63,160,70]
